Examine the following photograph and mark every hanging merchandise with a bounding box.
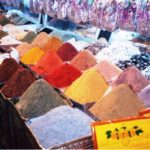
[65,68,108,104]
[101,0,118,32]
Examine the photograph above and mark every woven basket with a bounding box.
[51,135,93,149]
[0,93,41,149]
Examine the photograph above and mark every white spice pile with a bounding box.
[96,42,141,64]
[26,106,94,149]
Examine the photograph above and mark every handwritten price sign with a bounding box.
[92,116,150,149]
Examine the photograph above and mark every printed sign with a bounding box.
[92,117,150,149]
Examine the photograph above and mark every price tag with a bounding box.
[92,117,150,149]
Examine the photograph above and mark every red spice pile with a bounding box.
[31,51,63,77]
[45,63,81,88]
[56,42,78,61]
[1,67,36,98]
[0,58,19,82]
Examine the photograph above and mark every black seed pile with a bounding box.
[116,52,150,70]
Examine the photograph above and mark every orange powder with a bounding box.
[31,51,63,76]
[42,36,63,52]
[94,60,122,83]
[31,32,49,49]
[21,47,45,65]
[90,84,144,121]
[16,42,32,57]
[70,50,97,71]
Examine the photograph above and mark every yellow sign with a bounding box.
[92,117,150,149]
[140,109,150,117]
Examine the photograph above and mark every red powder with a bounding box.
[0,58,19,82]
[56,42,78,61]
[45,63,81,88]
[1,67,36,98]
[31,51,63,76]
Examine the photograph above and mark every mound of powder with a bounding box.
[94,60,122,83]
[65,68,108,104]
[16,79,67,118]
[45,63,81,88]
[26,106,93,149]
[138,84,150,107]
[0,58,19,82]
[1,67,36,98]
[20,31,37,43]
[113,66,150,93]
[16,42,32,57]
[31,51,63,76]
[56,42,78,61]
[90,84,144,121]
[21,47,44,65]
[43,36,63,52]
[31,32,49,49]
[70,50,97,71]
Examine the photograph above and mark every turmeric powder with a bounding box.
[65,68,108,104]
[21,47,44,65]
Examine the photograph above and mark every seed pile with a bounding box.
[116,52,150,70]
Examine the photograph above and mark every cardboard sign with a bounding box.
[92,117,150,149]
